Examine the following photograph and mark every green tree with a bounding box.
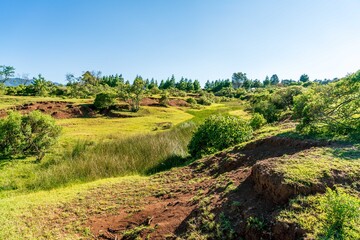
[81,71,98,85]
[0,65,15,84]
[294,71,360,138]
[263,76,270,86]
[299,74,309,83]
[118,76,145,112]
[32,74,51,96]
[242,79,253,89]
[232,72,247,89]
[193,79,201,91]
[270,74,279,85]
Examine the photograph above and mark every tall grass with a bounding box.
[26,122,196,190]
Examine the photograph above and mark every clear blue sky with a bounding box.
[1,0,360,84]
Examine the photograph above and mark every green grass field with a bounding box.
[0,98,250,196]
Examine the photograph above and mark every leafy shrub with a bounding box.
[0,111,23,156]
[188,115,253,158]
[320,188,360,239]
[294,71,360,139]
[250,113,267,130]
[197,96,213,105]
[159,92,169,106]
[94,92,116,109]
[186,97,197,105]
[250,86,304,123]
[253,100,278,122]
[0,111,61,161]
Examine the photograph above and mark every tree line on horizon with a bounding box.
[1,65,338,98]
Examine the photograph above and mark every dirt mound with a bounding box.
[194,136,326,176]
[0,101,96,119]
[89,136,334,239]
[140,97,160,106]
[168,99,189,107]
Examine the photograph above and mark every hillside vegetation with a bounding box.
[0,67,359,239]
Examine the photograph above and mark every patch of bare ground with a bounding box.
[0,101,97,118]
[140,97,189,107]
[0,98,190,119]
[86,136,357,239]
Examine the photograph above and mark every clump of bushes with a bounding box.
[320,188,360,239]
[94,92,116,109]
[294,71,360,139]
[250,113,267,130]
[250,86,303,123]
[186,97,197,105]
[0,111,61,161]
[188,115,253,158]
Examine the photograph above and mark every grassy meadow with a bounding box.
[0,97,250,197]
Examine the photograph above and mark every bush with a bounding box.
[294,72,360,139]
[197,96,213,106]
[94,92,116,109]
[0,111,61,161]
[186,97,197,105]
[320,188,360,239]
[250,113,267,130]
[253,100,278,122]
[159,92,169,106]
[188,115,253,158]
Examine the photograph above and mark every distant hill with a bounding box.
[3,78,33,86]
[2,78,62,87]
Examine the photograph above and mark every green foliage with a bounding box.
[183,197,236,239]
[251,86,303,122]
[118,76,145,112]
[188,115,253,158]
[0,65,15,84]
[278,187,360,240]
[320,188,360,240]
[294,71,360,139]
[0,111,61,161]
[299,74,310,83]
[186,97,197,105]
[93,92,116,109]
[159,92,169,106]
[32,74,52,96]
[246,216,266,231]
[197,91,216,106]
[0,111,24,157]
[250,113,267,130]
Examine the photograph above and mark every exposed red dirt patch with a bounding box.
[168,99,189,107]
[0,101,96,119]
[140,97,189,107]
[88,136,334,239]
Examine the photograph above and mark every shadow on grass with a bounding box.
[331,145,360,160]
[0,156,28,168]
[145,155,192,175]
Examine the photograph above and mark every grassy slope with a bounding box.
[0,100,251,239]
[0,123,358,239]
[3,97,358,239]
[0,100,249,195]
[57,106,193,143]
